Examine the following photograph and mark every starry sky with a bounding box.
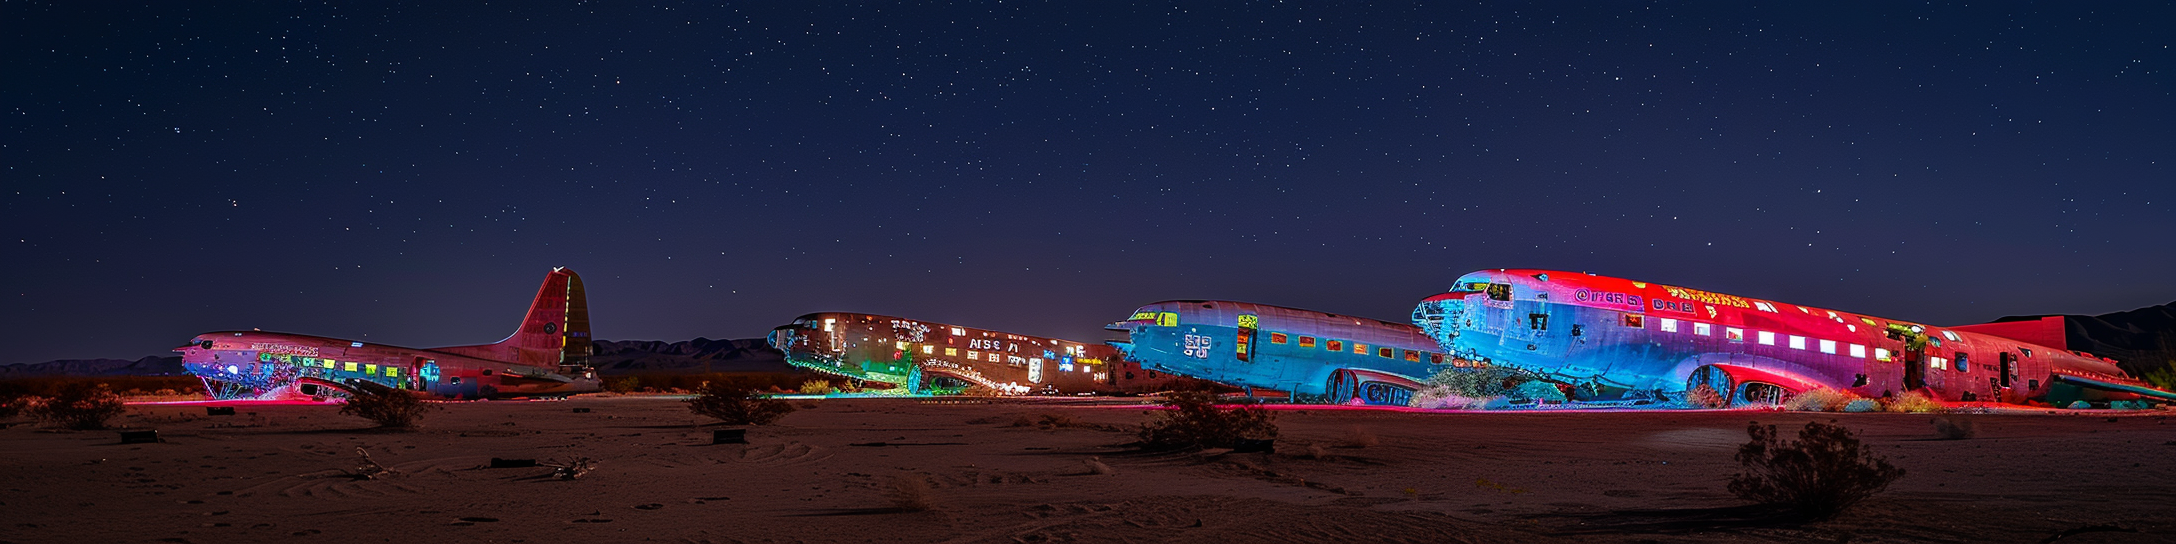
[6,2,2173,364]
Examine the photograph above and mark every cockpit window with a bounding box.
[1487,283,1513,301]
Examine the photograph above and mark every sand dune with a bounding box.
[3,398,2171,543]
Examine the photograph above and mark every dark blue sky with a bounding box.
[6,2,2172,364]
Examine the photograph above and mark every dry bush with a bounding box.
[1686,383,1728,408]
[885,474,935,511]
[338,381,436,429]
[1842,399,1883,412]
[1782,388,1857,412]
[31,382,127,430]
[1930,415,1977,440]
[0,393,29,420]
[1424,366,1528,399]
[685,380,795,425]
[797,380,836,395]
[1408,386,1488,409]
[1885,391,1944,413]
[1137,391,1278,450]
[1728,420,1904,520]
[1339,426,1379,448]
[601,376,641,394]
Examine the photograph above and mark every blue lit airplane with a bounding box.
[1107,300,1464,404]
[174,268,601,400]
[1414,269,2176,407]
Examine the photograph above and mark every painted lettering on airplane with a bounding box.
[1183,334,1213,359]
[1651,298,1699,313]
[1574,288,1643,309]
[251,343,320,357]
[1659,286,1753,309]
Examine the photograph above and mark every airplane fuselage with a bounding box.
[1418,269,2165,406]
[1110,300,1458,404]
[177,331,598,400]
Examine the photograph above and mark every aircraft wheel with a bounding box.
[1326,369,1357,404]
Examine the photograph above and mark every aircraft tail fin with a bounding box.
[435,268,592,367]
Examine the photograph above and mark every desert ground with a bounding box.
[3,397,2172,544]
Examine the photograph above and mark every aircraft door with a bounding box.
[1997,352,2016,389]
[1902,348,1927,390]
[1234,314,1258,363]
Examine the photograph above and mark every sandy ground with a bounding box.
[2,397,2173,544]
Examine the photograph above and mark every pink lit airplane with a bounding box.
[1416,269,2175,407]
[175,268,600,400]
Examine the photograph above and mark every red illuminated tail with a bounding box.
[433,268,592,368]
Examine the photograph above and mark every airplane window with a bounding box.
[1820,339,1838,354]
[1326,340,1343,352]
[1659,318,1678,333]
[1955,352,1969,372]
[1621,314,1643,328]
[481,369,494,376]
[1849,344,1866,357]
[199,340,214,349]
[1353,343,1368,354]
[1378,347,1393,358]
[1430,353,1445,364]
[2020,348,2033,357]
[1269,332,1289,344]
[1487,283,1512,301]
[1403,350,1419,362]
[1693,322,1712,336]
[1298,336,1317,348]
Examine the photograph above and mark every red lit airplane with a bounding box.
[1417,269,2176,407]
[175,268,601,400]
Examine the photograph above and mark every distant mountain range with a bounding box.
[6,301,2172,379]
[0,356,188,378]
[1995,300,2176,377]
[0,338,791,379]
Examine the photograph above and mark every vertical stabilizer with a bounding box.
[433,268,593,368]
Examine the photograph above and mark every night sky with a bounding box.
[6,2,2173,365]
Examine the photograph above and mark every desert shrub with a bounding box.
[1783,388,1857,412]
[1423,366,1529,399]
[602,376,642,393]
[1686,384,1727,409]
[1407,387,1487,410]
[0,393,28,420]
[338,382,435,429]
[686,380,795,425]
[31,382,127,430]
[1138,391,1278,450]
[1842,399,1881,413]
[1728,420,1904,520]
[797,380,836,395]
[1885,391,1943,413]
[2144,362,2176,392]
[1930,416,1977,440]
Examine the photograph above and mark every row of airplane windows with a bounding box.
[1649,317,2028,370]
[1259,332,1471,365]
[260,353,402,378]
[905,342,1105,370]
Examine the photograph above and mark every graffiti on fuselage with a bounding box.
[1112,301,1452,401]
[1421,269,2164,407]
